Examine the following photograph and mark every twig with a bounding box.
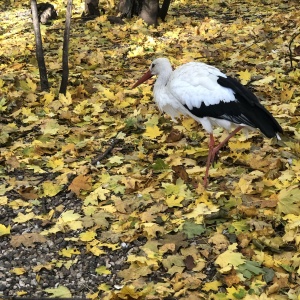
[91,138,122,166]
[288,31,300,70]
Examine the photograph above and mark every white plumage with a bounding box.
[132,57,282,187]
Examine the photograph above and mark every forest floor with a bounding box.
[0,0,300,299]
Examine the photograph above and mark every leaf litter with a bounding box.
[0,0,300,299]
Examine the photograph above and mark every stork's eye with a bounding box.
[151,63,156,68]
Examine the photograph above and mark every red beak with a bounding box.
[132,69,153,89]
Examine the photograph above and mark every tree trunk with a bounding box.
[139,0,159,26]
[159,0,171,21]
[83,0,100,18]
[117,0,171,26]
[59,0,72,95]
[31,0,49,91]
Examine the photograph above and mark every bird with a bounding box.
[132,57,283,187]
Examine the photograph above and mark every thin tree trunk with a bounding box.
[59,0,72,95]
[31,0,49,91]
[159,0,171,21]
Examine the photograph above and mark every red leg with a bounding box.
[211,126,243,163]
[203,134,214,188]
[203,126,243,188]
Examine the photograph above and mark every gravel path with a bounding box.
[0,189,142,298]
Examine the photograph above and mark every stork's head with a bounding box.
[132,57,172,88]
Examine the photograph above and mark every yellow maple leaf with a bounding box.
[23,114,39,124]
[44,286,72,298]
[40,119,61,135]
[20,78,37,92]
[43,91,55,106]
[95,266,111,275]
[108,155,124,165]
[251,75,275,86]
[185,203,219,219]
[102,88,115,100]
[238,177,253,194]
[59,92,72,107]
[87,245,106,256]
[165,195,184,207]
[32,263,54,272]
[79,230,96,242]
[46,157,64,170]
[143,125,163,139]
[215,244,245,272]
[74,100,89,115]
[182,118,196,131]
[0,224,11,236]
[281,86,296,101]
[82,206,97,216]
[41,210,83,234]
[277,186,300,215]
[84,186,110,205]
[59,248,80,258]
[142,222,165,238]
[237,70,251,85]
[229,141,251,151]
[0,196,8,205]
[13,212,36,223]
[202,280,222,292]
[98,242,120,250]
[10,267,27,275]
[60,210,81,223]
[16,291,27,296]
[43,181,62,197]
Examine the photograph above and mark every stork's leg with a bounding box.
[203,134,215,187]
[203,126,243,187]
[211,126,243,161]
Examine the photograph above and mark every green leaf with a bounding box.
[182,221,205,238]
[0,98,7,112]
[233,288,247,299]
[262,267,275,283]
[238,260,265,279]
[228,220,250,234]
[151,158,169,172]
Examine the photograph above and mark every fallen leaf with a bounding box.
[69,174,92,196]
[10,233,47,248]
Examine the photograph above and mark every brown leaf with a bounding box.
[172,165,190,184]
[294,45,300,55]
[160,233,189,251]
[17,186,39,200]
[68,174,92,196]
[6,156,20,169]
[238,205,257,217]
[237,233,251,249]
[184,255,196,271]
[166,128,183,143]
[10,233,47,248]
[223,270,241,287]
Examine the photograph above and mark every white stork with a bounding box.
[132,58,282,187]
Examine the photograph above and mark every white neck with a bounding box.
[154,67,172,90]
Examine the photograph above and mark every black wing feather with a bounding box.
[184,75,283,138]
